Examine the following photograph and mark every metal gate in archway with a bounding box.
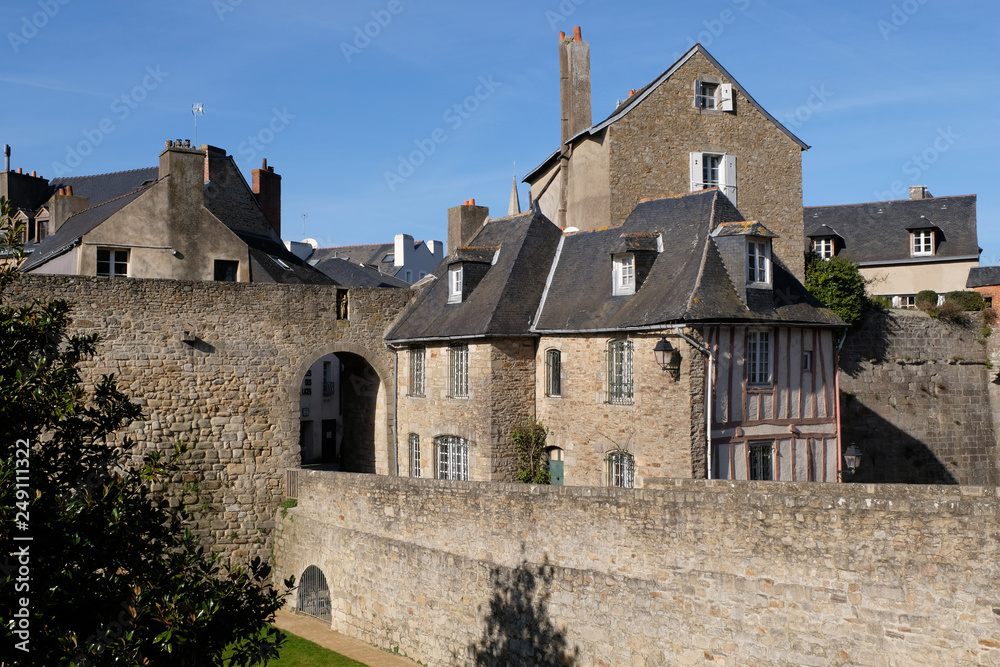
[299,565,331,622]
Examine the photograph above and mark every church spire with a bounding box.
[508,165,521,216]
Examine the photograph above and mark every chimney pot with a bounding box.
[67,185,73,196]
[573,26,582,41]
[17,168,22,174]
[31,171,36,177]
[184,139,191,148]
[469,199,476,206]
[559,31,566,40]
[165,140,172,149]
[262,158,268,170]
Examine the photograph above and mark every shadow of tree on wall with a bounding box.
[469,558,579,666]
[840,393,958,485]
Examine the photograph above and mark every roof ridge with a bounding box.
[53,166,157,181]
[805,193,976,209]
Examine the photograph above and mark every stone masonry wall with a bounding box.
[839,308,998,486]
[275,471,1000,666]
[535,332,705,486]
[608,51,806,281]
[8,274,412,560]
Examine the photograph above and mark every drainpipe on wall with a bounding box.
[835,330,848,483]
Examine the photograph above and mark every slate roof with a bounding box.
[239,233,337,285]
[524,44,808,183]
[21,183,155,271]
[49,167,159,207]
[311,243,400,277]
[533,190,842,331]
[967,266,1000,289]
[312,256,409,288]
[386,210,563,342]
[804,195,980,265]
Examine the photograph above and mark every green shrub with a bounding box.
[915,290,938,311]
[944,290,986,311]
[804,253,869,325]
[869,295,892,311]
[511,419,550,484]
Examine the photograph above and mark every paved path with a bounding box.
[273,608,416,666]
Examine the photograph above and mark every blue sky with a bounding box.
[2,0,998,263]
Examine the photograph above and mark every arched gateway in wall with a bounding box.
[290,341,398,476]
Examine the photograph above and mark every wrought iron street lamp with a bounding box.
[653,337,681,380]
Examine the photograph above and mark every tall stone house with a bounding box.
[524,34,809,283]
[5,140,331,284]
[805,186,981,308]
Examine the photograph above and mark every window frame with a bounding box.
[696,81,719,110]
[746,329,773,387]
[606,339,634,405]
[214,259,239,282]
[690,152,737,207]
[447,264,463,303]
[747,239,771,286]
[612,253,636,296]
[607,451,635,488]
[409,433,421,478]
[449,343,469,398]
[96,247,129,278]
[911,230,934,257]
[408,346,425,397]
[435,435,469,481]
[811,237,834,260]
[545,348,562,398]
[748,440,774,481]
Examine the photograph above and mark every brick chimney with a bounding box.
[252,158,281,237]
[909,185,933,200]
[447,200,489,254]
[560,26,592,145]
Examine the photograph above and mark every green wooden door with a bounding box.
[549,459,564,486]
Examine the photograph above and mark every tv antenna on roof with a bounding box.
[192,103,204,147]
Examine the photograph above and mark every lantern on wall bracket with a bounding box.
[843,443,862,476]
[653,336,682,381]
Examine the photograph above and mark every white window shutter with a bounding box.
[720,83,734,111]
[723,155,737,207]
[689,152,702,192]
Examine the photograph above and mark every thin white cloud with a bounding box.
[0,74,105,98]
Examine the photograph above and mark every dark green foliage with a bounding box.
[944,290,986,312]
[511,420,550,485]
[915,290,938,311]
[0,197,291,666]
[804,253,869,325]
[869,295,892,311]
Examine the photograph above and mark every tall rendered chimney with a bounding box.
[3,145,9,172]
[447,200,489,254]
[252,158,282,237]
[560,26,592,145]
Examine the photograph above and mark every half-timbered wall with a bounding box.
[706,326,840,482]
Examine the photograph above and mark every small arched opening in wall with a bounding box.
[298,565,331,622]
[293,343,395,475]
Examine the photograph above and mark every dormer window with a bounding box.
[911,230,934,256]
[612,253,635,296]
[811,237,834,260]
[747,239,771,285]
[448,264,463,303]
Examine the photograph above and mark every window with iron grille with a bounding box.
[449,344,468,398]
[607,339,633,404]
[748,441,773,481]
[545,349,561,397]
[97,248,129,277]
[409,433,421,478]
[608,451,635,488]
[409,346,425,396]
[435,435,469,480]
[746,330,772,386]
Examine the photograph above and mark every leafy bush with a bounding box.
[0,197,290,665]
[944,290,986,311]
[511,420,550,484]
[869,295,892,311]
[931,300,964,322]
[915,290,938,311]
[804,253,869,325]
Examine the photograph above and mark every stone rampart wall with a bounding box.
[275,471,1000,666]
